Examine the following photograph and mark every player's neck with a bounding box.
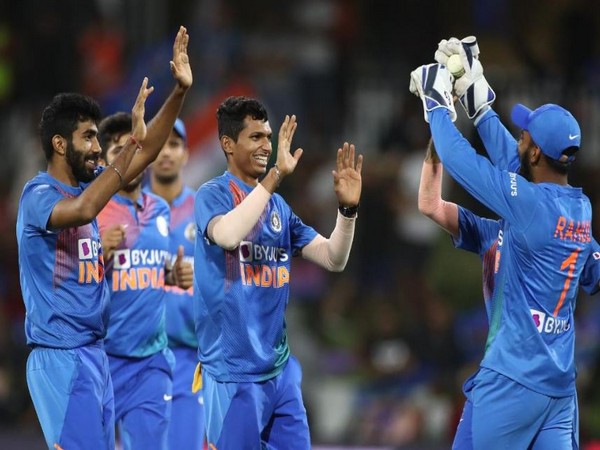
[48,161,79,187]
[533,168,569,186]
[151,176,183,204]
[118,183,142,203]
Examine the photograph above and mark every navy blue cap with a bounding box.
[511,103,581,162]
[173,118,187,143]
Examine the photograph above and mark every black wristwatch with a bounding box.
[338,203,359,218]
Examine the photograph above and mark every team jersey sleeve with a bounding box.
[21,182,65,232]
[476,109,520,172]
[579,238,600,295]
[429,109,538,232]
[453,206,500,256]
[194,181,233,239]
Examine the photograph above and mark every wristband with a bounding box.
[273,164,281,182]
[129,135,142,150]
[108,164,124,184]
[338,203,359,218]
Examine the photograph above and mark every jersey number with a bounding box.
[553,248,580,317]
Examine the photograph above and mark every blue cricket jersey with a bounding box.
[98,192,171,358]
[476,109,600,297]
[16,172,110,348]
[430,109,593,396]
[159,186,198,349]
[453,207,501,322]
[194,172,318,382]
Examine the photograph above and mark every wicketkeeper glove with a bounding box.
[434,36,495,124]
[409,63,457,123]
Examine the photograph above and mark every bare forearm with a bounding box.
[124,85,187,183]
[418,161,459,237]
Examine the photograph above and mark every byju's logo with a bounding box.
[530,309,571,334]
[530,309,546,332]
[239,241,253,262]
[113,249,131,269]
[78,238,98,260]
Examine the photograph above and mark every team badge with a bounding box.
[184,222,196,242]
[156,215,169,237]
[270,210,282,233]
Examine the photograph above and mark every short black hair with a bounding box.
[39,93,102,161]
[98,112,132,159]
[544,146,578,175]
[216,96,268,142]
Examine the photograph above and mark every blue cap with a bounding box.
[511,103,581,162]
[173,118,187,143]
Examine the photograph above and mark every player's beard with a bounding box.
[519,147,533,182]
[66,139,97,183]
[153,172,179,185]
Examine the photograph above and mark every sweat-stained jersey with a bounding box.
[194,172,318,382]
[17,172,109,349]
[430,109,594,396]
[98,192,171,358]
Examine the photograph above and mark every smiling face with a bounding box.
[223,116,273,185]
[66,120,101,183]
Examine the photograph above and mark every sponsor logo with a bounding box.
[569,134,579,140]
[238,242,288,263]
[113,249,131,269]
[163,394,173,401]
[509,172,518,197]
[593,252,600,261]
[78,238,98,260]
[530,309,571,334]
[238,240,290,288]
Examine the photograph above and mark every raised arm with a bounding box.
[417,138,459,238]
[48,78,153,229]
[121,25,193,184]
[301,142,363,272]
[208,115,303,250]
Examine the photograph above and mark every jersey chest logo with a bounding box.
[270,210,282,233]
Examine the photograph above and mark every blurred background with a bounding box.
[2,0,600,448]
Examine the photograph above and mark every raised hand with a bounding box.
[131,77,154,143]
[409,63,456,123]
[170,26,192,91]
[333,142,363,207]
[274,115,303,177]
[171,245,193,289]
[101,224,127,261]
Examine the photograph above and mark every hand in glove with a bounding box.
[409,63,457,123]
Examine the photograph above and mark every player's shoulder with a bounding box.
[20,172,63,201]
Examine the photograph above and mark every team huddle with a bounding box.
[15,25,598,450]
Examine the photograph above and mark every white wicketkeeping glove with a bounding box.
[434,36,495,123]
[409,63,456,123]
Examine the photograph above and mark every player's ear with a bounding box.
[52,135,67,156]
[221,135,234,156]
[530,145,542,165]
